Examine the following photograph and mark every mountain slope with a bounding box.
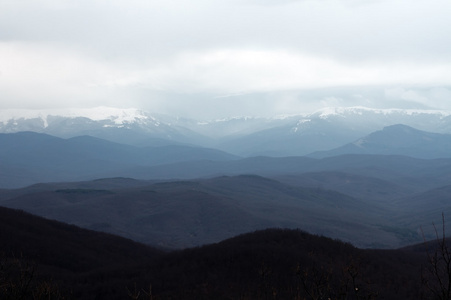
[216,116,369,156]
[0,175,417,248]
[273,171,414,203]
[117,154,451,194]
[0,205,163,299]
[0,208,432,300]
[391,185,451,238]
[309,124,451,159]
[0,132,238,188]
[0,183,276,248]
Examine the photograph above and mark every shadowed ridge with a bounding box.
[0,206,163,271]
[148,228,425,299]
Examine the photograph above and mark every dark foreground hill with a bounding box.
[0,206,164,299]
[1,205,448,299]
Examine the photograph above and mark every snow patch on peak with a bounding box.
[353,138,366,148]
[291,119,311,133]
[297,119,311,125]
[316,107,341,118]
[0,107,149,125]
[197,116,260,125]
[272,114,298,120]
[311,106,451,119]
[215,116,257,122]
[313,106,380,118]
[50,107,149,124]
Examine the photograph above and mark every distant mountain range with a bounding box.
[2,106,451,156]
[3,106,451,298]
[3,106,451,250]
[2,122,451,188]
[0,131,238,188]
[2,156,451,249]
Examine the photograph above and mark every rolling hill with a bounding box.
[0,205,441,299]
[0,174,434,249]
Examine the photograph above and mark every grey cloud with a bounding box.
[1,0,451,118]
[2,0,450,63]
[138,86,450,120]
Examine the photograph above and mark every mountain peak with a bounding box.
[310,123,451,159]
[382,124,421,132]
[0,107,150,125]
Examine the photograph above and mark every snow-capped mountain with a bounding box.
[0,107,208,146]
[0,107,150,129]
[2,106,451,156]
[213,107,451,156]
[307,107,451,134]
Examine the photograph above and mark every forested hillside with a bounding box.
[1,205,449,299]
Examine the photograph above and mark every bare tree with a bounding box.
[422,213,451,300]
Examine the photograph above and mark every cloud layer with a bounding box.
[1,0,450,118]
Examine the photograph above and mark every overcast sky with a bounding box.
[1,0,450,119]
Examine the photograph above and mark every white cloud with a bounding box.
[384,87,451,110]
[1,0,451,117]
